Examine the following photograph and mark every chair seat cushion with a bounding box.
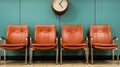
[93,43,117,47]
[32,46,56,50]
[0,44,26,50]
[94,46,117,50]
[0,44,26,47]
[32,43,56,47]
[62,43,86,47]
[1,47,25,50]
[62,46,86,50]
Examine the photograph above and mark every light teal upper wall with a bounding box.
[0,0,19,36]
[0,0,120,56]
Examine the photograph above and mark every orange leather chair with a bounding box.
[90,24,119,64]
[60,25,89,64]
[0,25,28,64]
[29,25,58,64]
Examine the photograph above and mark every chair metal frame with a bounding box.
[90,36,119,64]
[60,37,89,65]
[0,36,28,65]
[29,37,58,65]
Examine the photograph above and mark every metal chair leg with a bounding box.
[4,50,6,64]
[29,48,31,64]
[25,48,27,64]
[60,48,62,65]
[91,47,93,64]
[56,47,58,65]
[85,48,89,64]
[0,50,1,65]
[116,48,119,64]
[30,48,33,64]
[112,50,114,61]
[112,49,115,64]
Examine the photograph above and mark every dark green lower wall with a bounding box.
[0,0,120,56]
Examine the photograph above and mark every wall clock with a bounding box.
[51,0,68,15]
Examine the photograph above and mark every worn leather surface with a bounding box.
[32,46,56,50]
[93,43,117,47]
[6,25,28,44]
[2,47,25,50]
[1,25,28,50]
[62,25,87,50]
[62,43,86,47]
[1,44,25,47]
[90,25,117,50]
[32,44,56,47]
[63,46,86,50]
[94,46,117,50]
[32,25,56,50]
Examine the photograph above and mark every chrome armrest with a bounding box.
[29,36,32,47]
[56,36,58,46]
[60,37,62,48]
[25,37,29,46]
[112,36,118,40]
[85,36,89,47]
[85,36,88,43]
[0,36,6,44]
[112,36,118,44]
[0,36,6,40]
[89,36,93,48]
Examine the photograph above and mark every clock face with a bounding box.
[51,0,68,15]
[53,0,68,12]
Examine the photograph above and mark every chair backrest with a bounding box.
[62,25,84,44]
[6,25,28,44]
[90,24,112,44]
[34,25,56,44]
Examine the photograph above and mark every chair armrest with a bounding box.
[85,36,88,42]
[29,36,32,47]
[85,36,89,47]
[89,36,92,39]
[112,36,118,40]
[60,37,62,47]
[112,36,118,44]
[25,37,28,40]
[0,36,6,40]
[0,36,6,44]
[25,37,29,46]
[56,36,58,46]
[56,36,58,41]
[89,36,93,48]
[89,36,93,41]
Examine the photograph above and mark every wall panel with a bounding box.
[0,0,119,56]
[95,0,120,55]
[0,0,19,56]
[60,0,94,56]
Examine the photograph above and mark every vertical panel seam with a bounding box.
[94,0,96,24]
[19,0,21,25]
[59,16,61,36]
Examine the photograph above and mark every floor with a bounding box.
[0,60,119,67]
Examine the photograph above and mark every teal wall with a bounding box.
[0,0,120,56]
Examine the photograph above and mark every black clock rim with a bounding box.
[51,0,69,15]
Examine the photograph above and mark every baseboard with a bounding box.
[0,56,119,60]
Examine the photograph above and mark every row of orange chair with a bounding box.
[0,24,119,65]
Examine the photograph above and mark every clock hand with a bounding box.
[59,0,63,8]
[60,0,63,4]
[59,3,63,8]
